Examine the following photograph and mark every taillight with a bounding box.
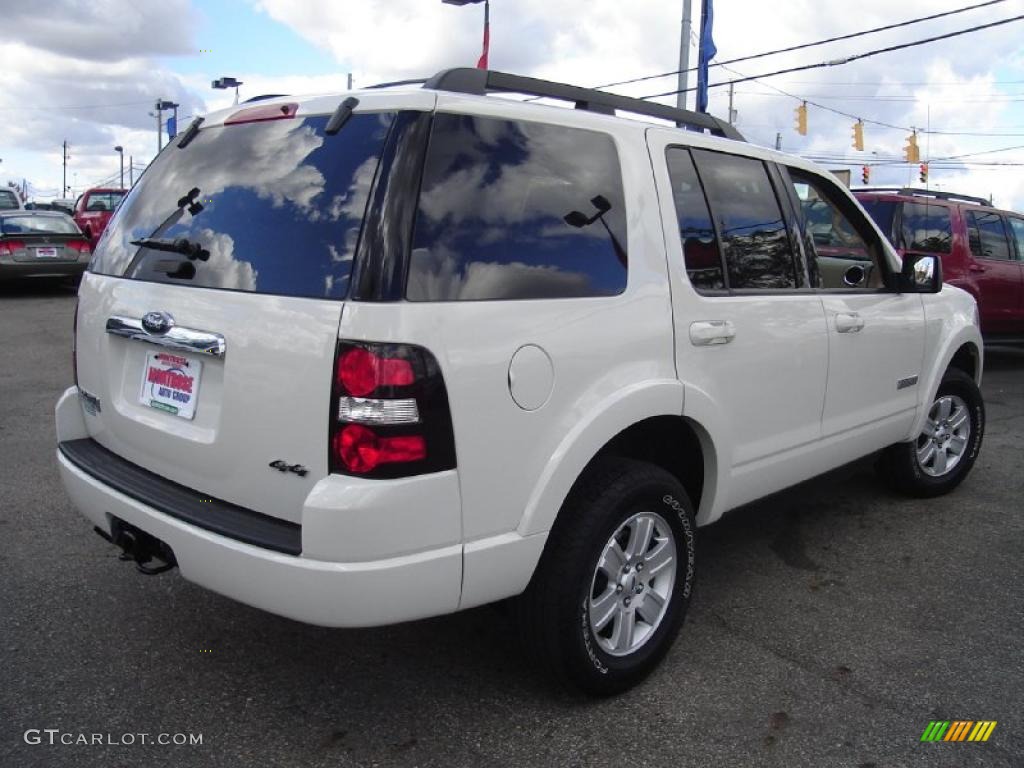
[0,240,26,256]
[329,341,455,478]
[67,240,91,255]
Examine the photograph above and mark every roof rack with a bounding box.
[422,68,744,141]
[857,186,991,207]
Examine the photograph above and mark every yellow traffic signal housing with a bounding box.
[904,131,920,163]
[795,102,808,136]
[852,120,864,151]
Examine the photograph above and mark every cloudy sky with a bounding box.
[2,0,1023,209]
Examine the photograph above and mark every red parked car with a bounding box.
[73,188,127,248]
[855,188,1024,343]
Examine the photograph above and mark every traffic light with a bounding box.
[903,131,920,163]
[919,162,928,183]
[795,102,808,136]
[861,165,870,185]
[852,120,864,151]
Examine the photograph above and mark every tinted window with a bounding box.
[786,169,884,290]
[92,113,394,299]
[1,214,79,234]
[858,198,896,240]
[1008,218,1024,261]
[965,210,1011,261]
[407,114,627,301]
[666,148,723,291]
[0,190,19,210]
[83,191,126,212]
[901,202,952,253]
[692,150,798,290]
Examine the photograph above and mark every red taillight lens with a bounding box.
[329,341,455,478]
[68,240,91,254]
[334,424,426,474]
[337,346,415,397]
[0,240,26,255]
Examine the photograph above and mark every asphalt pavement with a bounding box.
[1,280,1021,768]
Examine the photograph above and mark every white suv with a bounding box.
[56,69,984,695]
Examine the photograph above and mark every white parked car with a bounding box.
[56,69,984,695]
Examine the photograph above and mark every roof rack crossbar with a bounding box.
[859,187,991,207]
[422,68,744,141]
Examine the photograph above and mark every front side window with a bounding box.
[900,202,952,253]
[665,148,723,291]
[965,210,1011,261]
[407,114,628,301]
[692,149,799,290]
[786,168,885,290]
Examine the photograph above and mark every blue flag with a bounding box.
[166,115,177,140]
[696,0,716,113]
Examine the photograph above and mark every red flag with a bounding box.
[476,20,489,69]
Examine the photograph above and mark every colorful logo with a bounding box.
[920,721,997,742]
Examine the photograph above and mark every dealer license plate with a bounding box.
[139,350,203,420]
[35,247,58,258]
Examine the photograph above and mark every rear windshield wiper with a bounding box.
[130,237,209,261]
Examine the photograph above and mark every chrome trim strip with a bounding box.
[105,315,226,358]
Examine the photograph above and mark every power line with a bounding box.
[642,13,1024,99]
[592,0,1008,91]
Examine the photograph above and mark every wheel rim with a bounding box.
[917,394,971,477]
[588,511,677,657]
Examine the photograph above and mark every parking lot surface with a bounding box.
[1,282,1022,768]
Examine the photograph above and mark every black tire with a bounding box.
[877,368,984,497]
[513,457,697,696]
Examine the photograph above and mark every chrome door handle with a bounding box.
[106,315,226,358]
[835,312,864,333]
[689,320,736,346]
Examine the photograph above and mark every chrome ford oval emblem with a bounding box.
[141,311,174,336]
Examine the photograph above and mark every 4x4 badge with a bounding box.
[269,460,308,477]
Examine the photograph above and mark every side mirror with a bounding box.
[900,253,942,293]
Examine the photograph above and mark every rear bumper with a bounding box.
[0,260,86,279]
[55,387,463,628]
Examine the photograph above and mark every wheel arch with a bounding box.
[910,326,983,440]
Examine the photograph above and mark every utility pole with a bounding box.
[62,140,69,197]
[775,132,782,150]
[347,73,353,90]
[677,0,694,110]
[727,82,736,124]
[155,100,163,152]
[129,156,133,187]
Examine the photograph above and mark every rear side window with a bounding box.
[900,202,952,253]
[691,149,799,290]
[665,148,724,291]
[92,112,395,300]
[1008,218,1024,260]
[407,114,627,301]
[858,198,896,240]
[965,210,1012,261]
[0,190,19,210]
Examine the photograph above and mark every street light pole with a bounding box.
[114,146,124,189]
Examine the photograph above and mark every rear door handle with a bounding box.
[969,263,987,273]
[835,312,864,333]
[689,320,736,346]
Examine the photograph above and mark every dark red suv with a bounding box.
[73,188,127,248]
[855,188,1024,342]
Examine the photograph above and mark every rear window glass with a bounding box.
[900,202,952,253]
[691,149,799,290]
[407,113,628,301]
[82,191,125,212]
[0,190,19,210]
[1,214,79,234]
[91,112,395,300]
